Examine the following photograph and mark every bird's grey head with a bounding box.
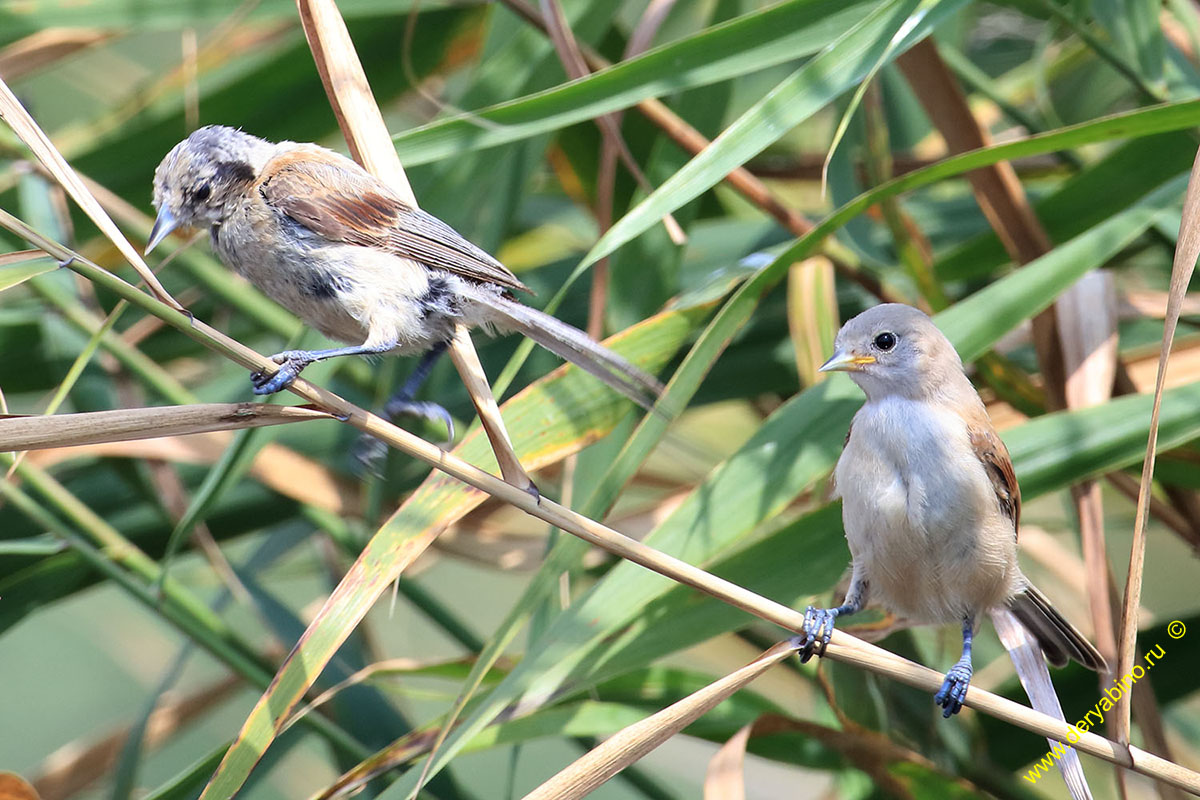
[820,303,964,401]
[147,125,275,252]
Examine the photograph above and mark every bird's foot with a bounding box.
[352,397,456,477]
[934,659,973,717]
[384,396,454,447]
[251,351,314,395]
[790,606,840,663]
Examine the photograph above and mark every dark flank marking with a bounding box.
[418,275,459,319]
[215,160,256,185]
[276,211,319,244]
[302,270,352,300]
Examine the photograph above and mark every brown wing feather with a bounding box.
[968,423,1021,534]
[258,150,530,293]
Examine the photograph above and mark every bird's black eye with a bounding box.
[193,183,212,202]
[873,331,897,351]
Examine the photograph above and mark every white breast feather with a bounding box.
[835,396,1019,623]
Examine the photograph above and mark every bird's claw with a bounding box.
[384,397,455,447]
[251,351,312,395]
[791,605,839,663]
[934,660,973,717]
[352,397,457,477]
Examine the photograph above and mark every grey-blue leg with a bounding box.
[252,340,399,395]
[383,341,453,443]
[934,615,975,717]
[353,342,455,473]
[789,576,868,663]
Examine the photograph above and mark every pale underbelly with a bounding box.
[843,467,1017,623]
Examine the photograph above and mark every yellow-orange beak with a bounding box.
[819,349,876,373]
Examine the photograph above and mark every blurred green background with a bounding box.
[3,0,1200,798]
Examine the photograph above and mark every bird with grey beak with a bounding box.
[799,304,1105,717]
[147,125,663,438]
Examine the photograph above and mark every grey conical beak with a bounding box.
[145,207,179,254]
[819,348,875,373]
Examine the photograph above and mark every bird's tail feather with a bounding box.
[469,292,664,410]
[991,608,1095,800]
[1008,584,1107,672]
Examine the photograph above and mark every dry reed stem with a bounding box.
[0,75,179,308]
[538,0,685,245]
[1115,143,1200,743]
[787,257,838,387]
[522,640,798,800]
[1057,274,1190,799]
[445,325,535,492]
[1058,273,1120,668]
[295,0,413,200]
[0,403,332,452]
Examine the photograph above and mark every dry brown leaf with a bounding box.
[983,337,1200,428]
[896,39,1067,411]
[32,677,239,800]
[0,249,49,266]
[704,723,751,800]
[1123,337,1200,389]
[0,29,109,82]
[1120,289,1200,319]
[25,429,355,516]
